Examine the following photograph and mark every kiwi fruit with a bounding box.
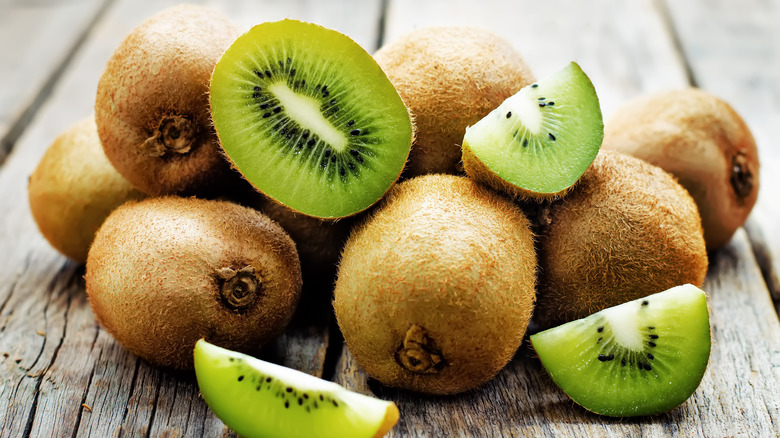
[531,284,711,417]
[209,19,413,219]
[85,197,302,369]
[603,88,760,250]
[373,26,535,177]
[462,62,604,200]
[534,150,708,328]
[194,339,399,438]
[247,194,354,294]
[95,4,241,196]
[28,117,144,263]
[333,174,536,395]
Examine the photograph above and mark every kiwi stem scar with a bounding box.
[395,325,444,373]
[267,82,348,152]
[141,115,198,157]
[216,266,262,311]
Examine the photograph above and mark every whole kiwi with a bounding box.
[603,88,759,250]
[533,150,708,328]
[94,4,241,196]
[85,197,302,369]
[28,117,144,262]
[373,27,535,177]
[334,174,536,395]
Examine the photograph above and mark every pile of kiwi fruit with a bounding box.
[25,2,761,435]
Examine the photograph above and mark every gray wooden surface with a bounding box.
[0,0,778,436]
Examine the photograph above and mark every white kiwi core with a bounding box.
[601,302,644,351]
[269,82,348,152]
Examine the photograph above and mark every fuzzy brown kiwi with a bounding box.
[603,88,759,250]
[94,5,241,196]
[28,117,145,262]
[373,27,535,177]
[333,175,536,395]
[534,150,708,328]
[85,196,302,369]
[252,196,353,287]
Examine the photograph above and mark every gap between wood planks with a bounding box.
[0,0,115,167]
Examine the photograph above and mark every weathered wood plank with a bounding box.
[330,0,780,436]
[335,234,780,437]
[381,0,689,118]
[0,0,109,164]
[0,0,383,436]
[662,0,780,302]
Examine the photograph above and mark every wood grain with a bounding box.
[1,0,778,436]
[0,0,109,164]
[0,0,384,435]
[662,0,780,303]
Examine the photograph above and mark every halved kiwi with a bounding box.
[194,339,399,438]
[530,284,711,417]
[462,62,603,199]
[210,20,413,219]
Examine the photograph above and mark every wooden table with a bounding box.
[1,0,779,436]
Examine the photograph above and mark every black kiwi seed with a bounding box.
[549,133,556,141]
[263,113,271,118]
[298,398,303,405]
[285,400,289,408]
[621,358,627,366]
[539,102,547,108]
[522,139,529,147]
[506,111,512,118]
[286,387,293,393]
[347,120,355,127]
[531,83,539,88]
[538,97,546,101]
[648,342,657,347]
[319,395,324,401]
[350,129,361,136]
[597,337,603,343]
[324,149,331,157]
[273,106,282,114]
[548,101,555,106]
[266,377,272,382]
[349,149,359,156]
[642,300,649,306]
[333,400,339,407]
[237,375,244,382]
[649,334,659,339]
[647,353,654,360]
[597,326,604,333]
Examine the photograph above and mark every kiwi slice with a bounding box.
[210,20,413,219]
[462,62,603,199]
[530,284,711,417]
[194,339,399,438]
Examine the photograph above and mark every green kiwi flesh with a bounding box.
[462,62,603,198]
[530,284,711,417]
[194,339,399,438]
[210,19,413,219]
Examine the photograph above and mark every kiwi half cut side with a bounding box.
[530,284,711,417]
[462,62,603,199]
[194,339,399,438]
[210,20,413,219]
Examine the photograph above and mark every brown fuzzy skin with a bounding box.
[236,189,354,295]
[603,88,759,250]
[334,175,536,395]
[28,117,145,262]
[95,5,241,196]
[85,197,302,369]
[374,27,535,177]
[534,150,708,328]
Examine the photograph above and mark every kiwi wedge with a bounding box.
[531,284,711,417]
[210,20,413,219]
[462,62,603,199]
[194,339,399,438]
